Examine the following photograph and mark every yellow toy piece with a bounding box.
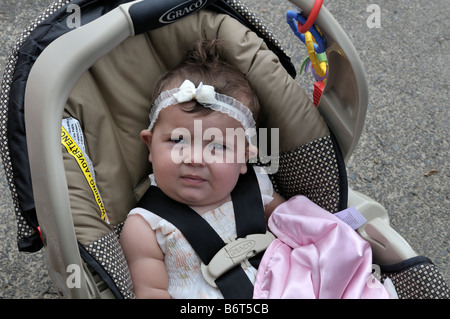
[304,31,327,78]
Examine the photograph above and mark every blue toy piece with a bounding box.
[286,10,326,53]
[287,8,328,105]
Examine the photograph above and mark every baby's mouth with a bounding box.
[181,174,206,185]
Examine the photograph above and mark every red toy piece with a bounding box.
[313,80,325,107]
[297,0,323,33]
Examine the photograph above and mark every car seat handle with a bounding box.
[128,0,220,35]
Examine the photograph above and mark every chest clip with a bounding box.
[201,231,275,287]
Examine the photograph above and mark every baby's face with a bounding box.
[141,103,253,214]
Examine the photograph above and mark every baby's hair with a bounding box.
[151,39,260,125]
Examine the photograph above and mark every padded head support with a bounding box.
[63,10,328,245]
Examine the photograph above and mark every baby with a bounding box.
[120,39,284,299]
[120,39,391,300]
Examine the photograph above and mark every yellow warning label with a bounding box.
[61,126,110,224]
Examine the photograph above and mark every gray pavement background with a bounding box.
[0,0,448,298]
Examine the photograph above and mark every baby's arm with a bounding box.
[120,214,170,299]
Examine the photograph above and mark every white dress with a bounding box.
[128,167,274,299]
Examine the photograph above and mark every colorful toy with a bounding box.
[286,1,328,106]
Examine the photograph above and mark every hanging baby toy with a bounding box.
[287,0,327,106]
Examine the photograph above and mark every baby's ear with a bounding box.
[140,129,153,162]
[140,129,153,148]
[248,144,258,160]
[240,163,248,175]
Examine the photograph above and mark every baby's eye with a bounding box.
[170,137,187,144]
[207,142,227,151]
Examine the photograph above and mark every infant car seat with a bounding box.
[1,0,448,298]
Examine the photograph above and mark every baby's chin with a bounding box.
[185,196,232,215]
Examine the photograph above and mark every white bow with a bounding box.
[172,80,216,104]
[149,79,257,144]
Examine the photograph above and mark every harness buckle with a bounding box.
[201,231,275,287]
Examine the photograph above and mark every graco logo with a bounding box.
[227,240,256,258]
[159,0,207,24]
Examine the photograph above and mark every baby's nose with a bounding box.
[186,144,206,166]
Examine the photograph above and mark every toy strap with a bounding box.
[136,164,267,298]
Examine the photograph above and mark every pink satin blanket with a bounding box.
[253,195,390,299]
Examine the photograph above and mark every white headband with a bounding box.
[148,80,257,142]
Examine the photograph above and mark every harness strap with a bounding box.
[231,165,267,270]
[136,164,266,298]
